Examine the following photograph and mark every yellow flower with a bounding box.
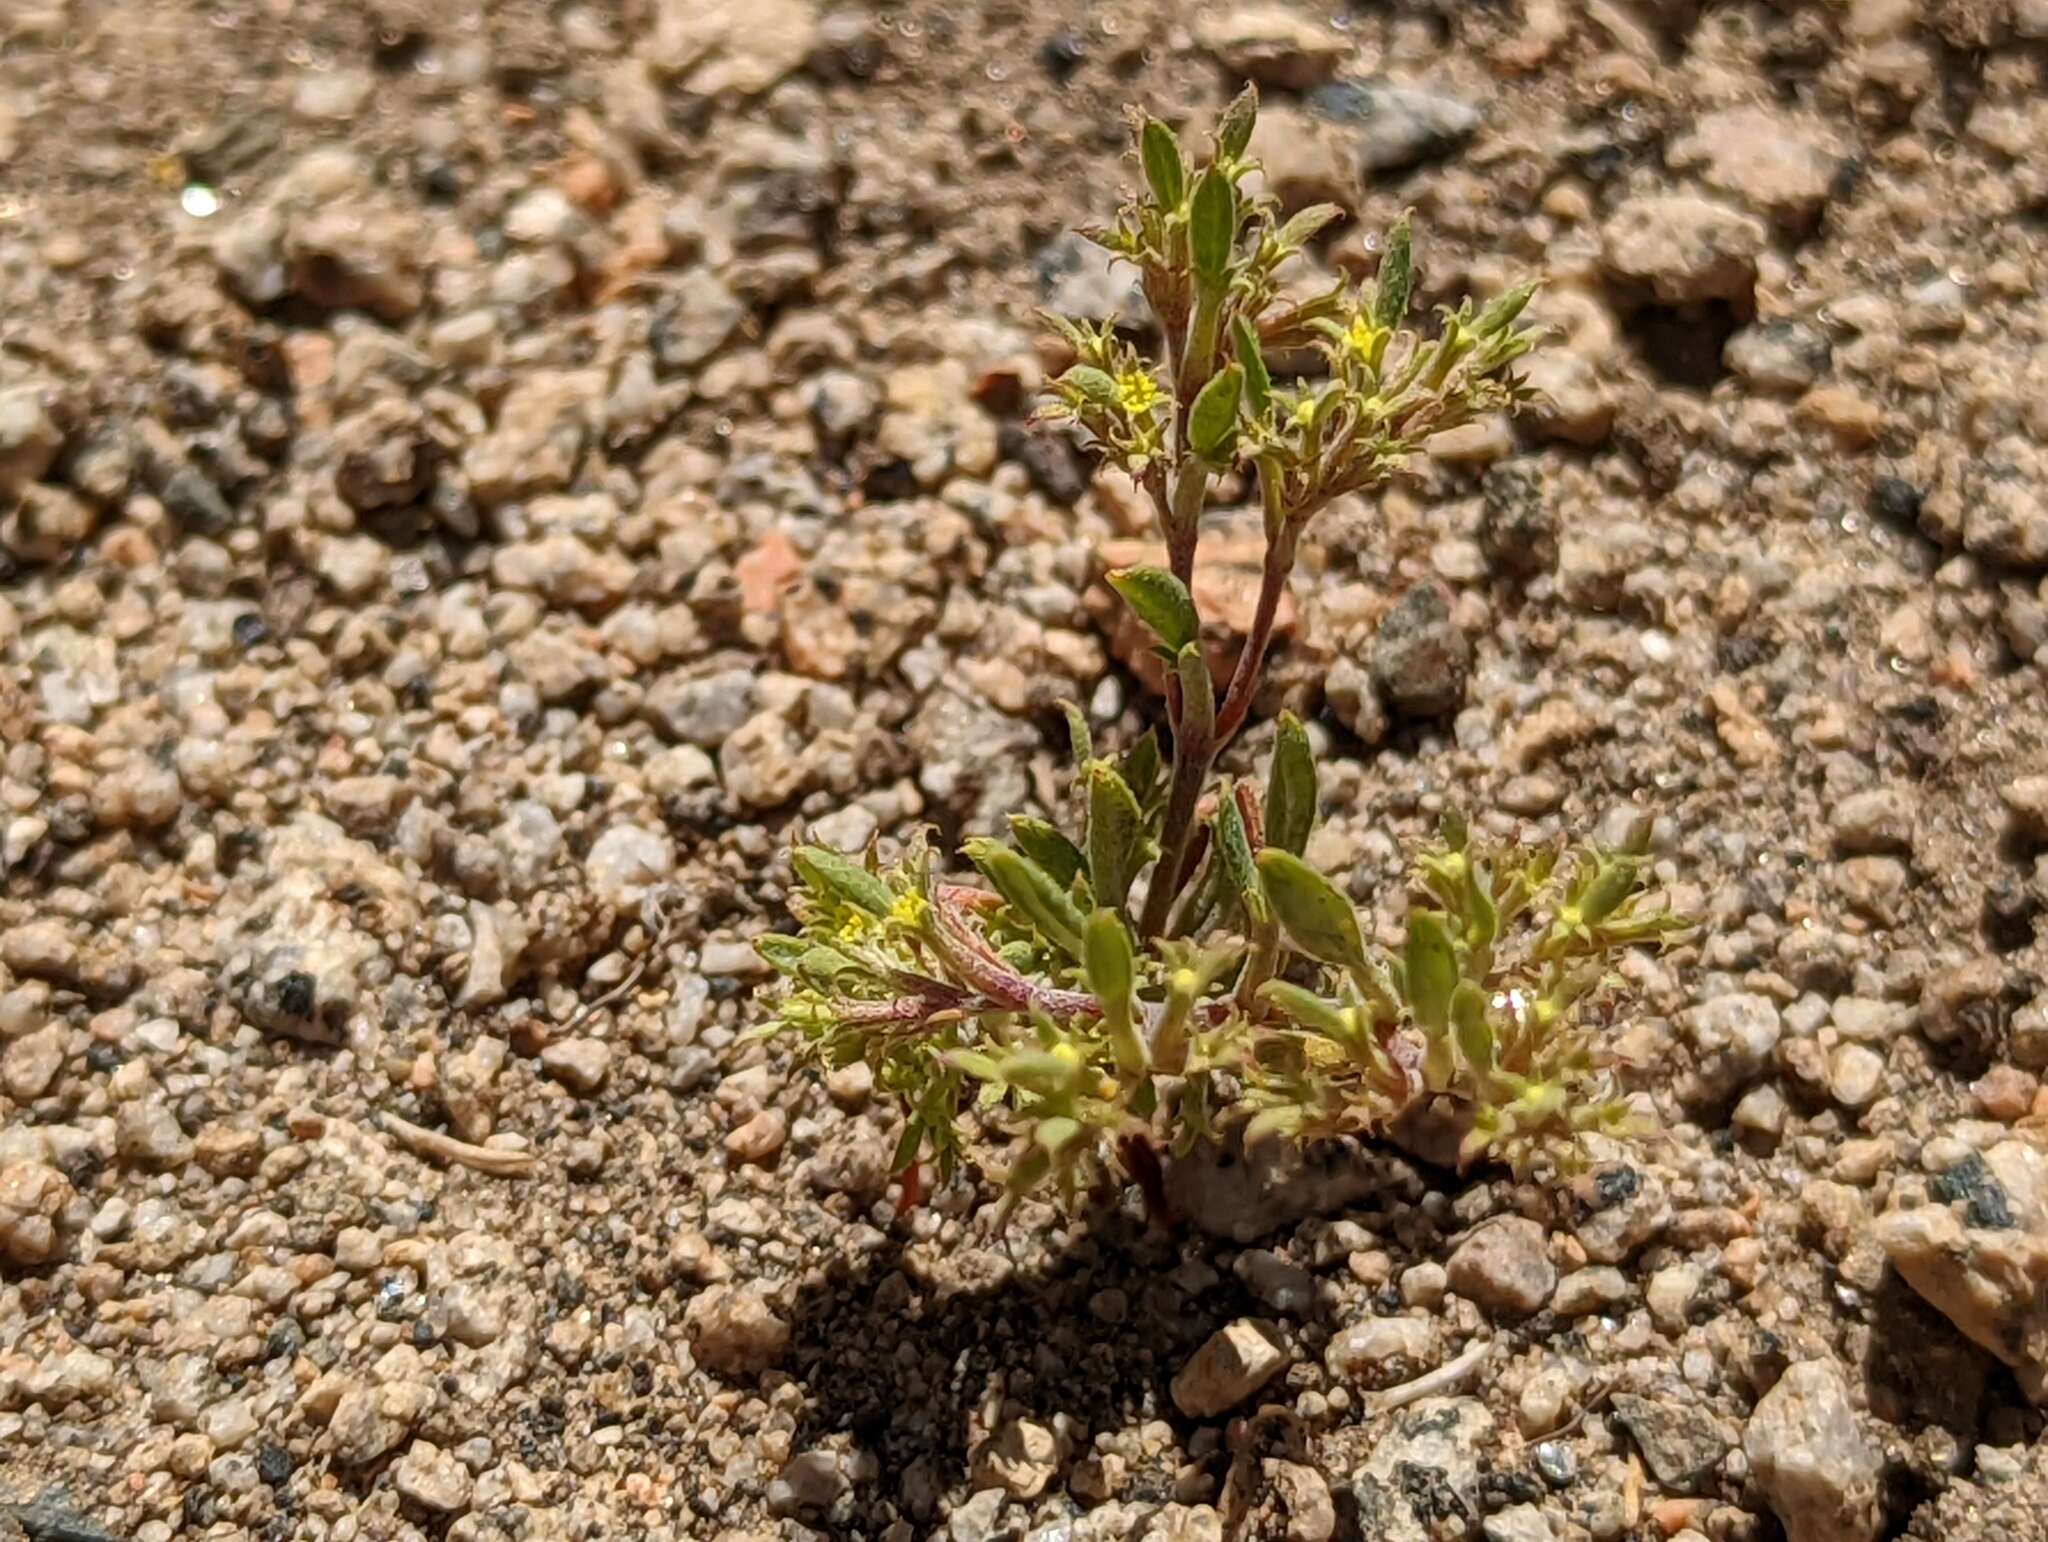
[1114,367,1164,416]
[1341,312,1382,364]
[836,914,870,944]
[889,891,929,929]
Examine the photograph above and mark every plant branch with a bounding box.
[1213,516,1300,748]
[1139,725,1214,940]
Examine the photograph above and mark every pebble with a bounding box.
[2002,776,2048,842]
[1195,6,1349,90]
[683,1284,791,1375]
[1828,1044,1886,1108]
[1743,1361,1882,1542]
[1308,78,1481,173]
[1345,1398,1494,1542]
[1171,1320,1288,1418]
[1324,1315,1438,1389]
[1602,194,1767,304]
[584,823,676,909]
[0,1159,72,1266]
[1447,1217,1556,1317]
[1610,1393,1728,1494]
[1828,787,1914,854]
[115,1099,193,1170]
[1671,105,1838,227]
[1370,583,1470,718]
[539,1038,613,1094]
[393,1438,475,1514]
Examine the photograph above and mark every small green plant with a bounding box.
[758,89,1683,1213]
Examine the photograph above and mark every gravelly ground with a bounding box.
[3,2,2048,1540]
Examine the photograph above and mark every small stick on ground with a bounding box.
[1367,1338,1491,1416]
[381,1112,536,1178]
[554,883,680,1038]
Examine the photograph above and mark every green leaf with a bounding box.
[1256,849,1366,973]
[1403,908,1458,1035]
[1581,854,1643,927]
[1451,981,1494,1077]
[1107,565,1201,655]
[1084,909,1143,1073]
[793,846,892,917]
[1262,712,1317,857]
[1274,202,1344,251]
[1120,730,1163,811]
[1140,117,1186,210]
[1473,281,1537,338]
[1061,699,1094,767]
[1373,215,1413,330]
[1175,643,1215,749]
[949,1049,1006,1084]
[1058,364,1119,406]
[1188,363,1243,460]
[1233,317,1271,416]
[1086,761,1148,915]
[1216,82,1259,161]
[1003,1050,1085,1097]
[1009,815,1086,891]
[1213,780,1267,925]
[1035,1116,1085,1156]
[890,1120,924,1173]
[1258,980,1352,1037]
[964,840,1088,958]
[1189,168,1236,284]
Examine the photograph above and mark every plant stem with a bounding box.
[1212,518,1299,748]
[1139,725,1213,940]
[1164,462,1207,587]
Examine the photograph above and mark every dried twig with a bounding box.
[554,883,679,1038]
[1367,1338,1491,1416]
[380,1112,535,1178]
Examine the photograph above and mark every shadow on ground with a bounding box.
[781,1207,1265,1533]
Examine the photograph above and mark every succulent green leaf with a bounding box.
[1216,82,1259,161]
[1262,712,1317,856]
[1189,168,1236,283]
[1188,364,1243,460]
[1058,364,1120,406]
[1581,854,1642,927]
[1107,565,1201,655]
[1233,316,1272,416]
[1256,849,1366,973]
[1258,980,1352,1037]
[793,846,892,917]
[1139,117,1186,210]
[1175,643,1215,749]
[1008,815,1086,891]
[891,1120,924,1173]
[1061,699,1094,768]
[1035,1116,1085,1156]
[1213,780,1268,925]
[1372,215,1414,329]
[1120,730,1163,811]
[965,840,1087,958]
[1086,761,1148,914]
[1403,908,1458,1035]
[948,1049,1005,1084]
[1004,1050,1085,1097]
[1451,981,1494,1077]
[1473,281,1537,338]
[1084,909,1142,1073]
[1274,202,1344,251]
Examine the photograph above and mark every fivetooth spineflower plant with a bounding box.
[758,88,1685,1217]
